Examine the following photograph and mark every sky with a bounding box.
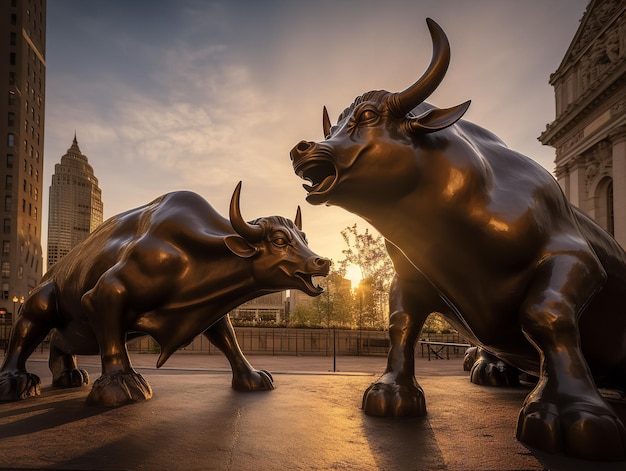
[43,0,590,277]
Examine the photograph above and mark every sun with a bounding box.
[344,264,362,289]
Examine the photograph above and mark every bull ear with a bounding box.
[408,100,470,134]
[224,235,258,258]
[322,106,332,138]
[294,206,302,230]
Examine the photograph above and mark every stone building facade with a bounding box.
[539,0,626,246]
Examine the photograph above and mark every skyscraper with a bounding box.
[47,135,103,269]
[0,0,46,320]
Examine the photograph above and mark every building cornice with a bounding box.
[539,62,626,146]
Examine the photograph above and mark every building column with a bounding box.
[555,164,569,198]
[566,156,587,209]
[610,127,626,248]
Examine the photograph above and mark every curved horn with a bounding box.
[294,206,302,230]
[230,181,264,242]
[322,106,332,138]
[387,18,450,116]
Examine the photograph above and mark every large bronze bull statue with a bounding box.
[0,182,330,407]
[290,18,626,461]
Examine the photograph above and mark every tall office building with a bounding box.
[0,0,46,320]
[47,135,103,269]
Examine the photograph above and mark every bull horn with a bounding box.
[387,18,450,116]
[322,106,332,138]
[230,181,264,242]
[295,206,302,230]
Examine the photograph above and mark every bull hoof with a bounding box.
[232,369,274,391]
[0,371,41,401]
[86,371,152,407]
[52,368,89,388]
[362,380,426,417]
[470,358,520,387]
[516,400,626,461]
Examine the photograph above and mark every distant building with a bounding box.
[230,292,287,323]
[47,135,103,268]
[539,0,626,246]
[0,0,46,319]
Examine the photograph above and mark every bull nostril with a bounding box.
[297,141,313,152]
[316,258,331,269]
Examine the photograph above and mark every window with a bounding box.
[7,112,14,126]
[3,220,9,233]
[1,262,9,278]
[8,91,15,105]
[2,241,9,257]
[5,176,12,190]
[5,154,12,169]
[9,53,15,66]
[10,32,16,46]
[17,265,22,280]
[4,196,11,212]
[1,283,8,300]
[7,134,14,148]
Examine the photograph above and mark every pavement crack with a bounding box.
[226,406,243,471]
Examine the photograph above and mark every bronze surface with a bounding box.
[291,18,626,461]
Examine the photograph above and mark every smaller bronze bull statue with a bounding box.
[0,182,330,406]
[291,18,626,461]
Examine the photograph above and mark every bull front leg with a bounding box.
[362,273,448,417]
[81,274,152,406]
[0,281,59,401]
[204,315,273,391]
[517,252,626,461]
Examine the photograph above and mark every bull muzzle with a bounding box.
[290,141,339,204]
[296,256,331,296]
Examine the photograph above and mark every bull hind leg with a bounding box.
[0,281,60,401]
[48,332,89,388]
[517,253,626,461]
[204,314,273,391]
[469,348,521,387]
[362,274,448,417]
[81,275,151,407]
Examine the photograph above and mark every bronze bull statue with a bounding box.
[0,182,330,407]
[290,18,626,461]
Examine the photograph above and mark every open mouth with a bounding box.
[294,158,338,198]
[295,271,328,296]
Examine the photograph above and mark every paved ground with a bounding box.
[0,351,625,470]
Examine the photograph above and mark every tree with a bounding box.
[289,264,356,328]
[289,303,319,328]
[340,224,395,329]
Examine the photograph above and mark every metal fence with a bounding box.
[127,327,470,358]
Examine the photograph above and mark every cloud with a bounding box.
[43,0,590,267]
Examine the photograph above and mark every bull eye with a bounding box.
[270,231,290,248]
[353,106,380,130]
[360,110,377,123]
[271,236,289,248]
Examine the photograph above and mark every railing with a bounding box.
[127,327,470,359]
[418,340,472,360]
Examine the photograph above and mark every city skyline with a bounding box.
[43,0,589,273]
